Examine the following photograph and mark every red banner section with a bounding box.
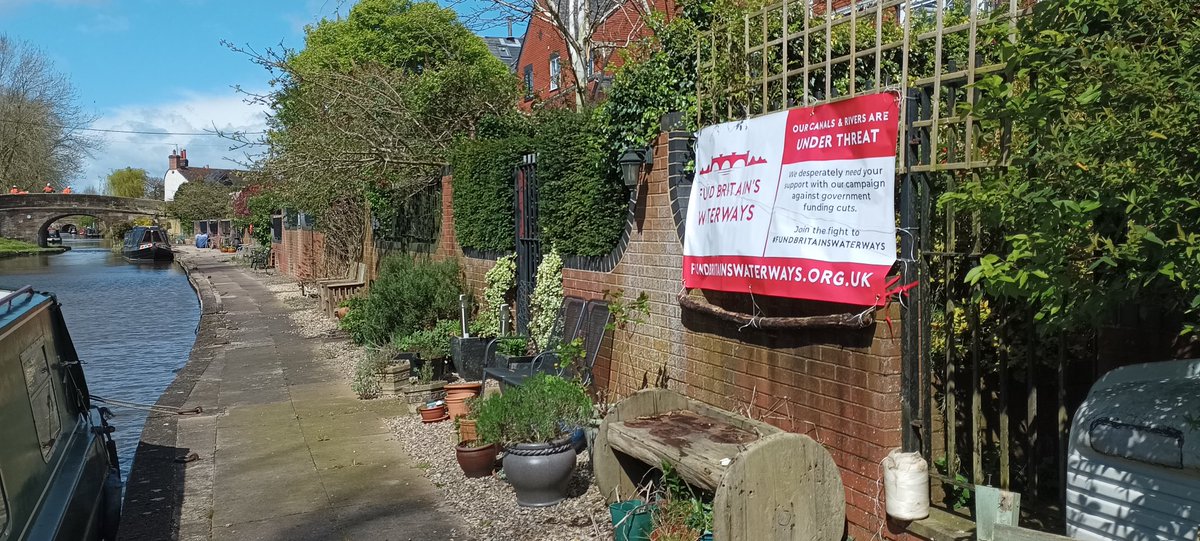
[782,93,899,163]
[683,255,892,306]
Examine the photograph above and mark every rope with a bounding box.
[90,395,203,416]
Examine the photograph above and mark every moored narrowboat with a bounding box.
[0,286,122,540]
[121,226,173,262]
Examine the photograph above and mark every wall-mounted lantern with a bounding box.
[618,147,653,187]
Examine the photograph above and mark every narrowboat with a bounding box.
[0,286,122,540]
[45,228,62,245]
[121,226,173,261]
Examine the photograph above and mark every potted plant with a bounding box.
[444,380,482,419]
[474,374,591,506]
[650,462,712,541]
[455,397,481,443]
[455,255,516,379]
[455,399,497,477]
[493,336,533,368]
[418,401,447,423]
[395,320,456,403]
[399,359,445,405]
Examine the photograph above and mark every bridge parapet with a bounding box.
[0,194,169,245]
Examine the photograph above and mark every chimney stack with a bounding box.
[180,149,189,168]
[169,150,180,170]
[507,18,513,39]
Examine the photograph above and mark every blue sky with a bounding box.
[1,0,520,192]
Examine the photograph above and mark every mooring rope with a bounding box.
[89,395,203,416]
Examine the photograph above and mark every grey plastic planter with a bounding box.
[503,437,576,507]
[451,336,491,381]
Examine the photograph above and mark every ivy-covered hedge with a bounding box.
[450,137,525,252]
[532,109,627,257]
[450,109,628,257]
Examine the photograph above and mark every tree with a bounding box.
[105,167,153,198]
[166,181,233,226]
[144,176,165,200]
[223,0,518,269]
[0,35,99,189]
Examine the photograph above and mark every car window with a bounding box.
[20,340,61,462]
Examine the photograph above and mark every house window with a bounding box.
[549,54,561,91]
[271,216,283,243]
[524,64,534,99]
[20,339,61,462]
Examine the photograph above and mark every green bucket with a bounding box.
[609,499,654,541]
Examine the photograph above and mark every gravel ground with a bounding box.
[256,268,614,540]
[389,413,614,541]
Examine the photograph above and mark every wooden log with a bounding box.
[713,433,844,541]
[595,389,690,503]
[677,293,874,329]
[604,411,759,491]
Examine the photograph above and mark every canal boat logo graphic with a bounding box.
[698,152,768,175]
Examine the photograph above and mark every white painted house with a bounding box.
[163,149,243,201]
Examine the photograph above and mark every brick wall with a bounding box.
[274,227,326,281]
[432,130,912,541]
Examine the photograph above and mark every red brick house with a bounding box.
[516,0,677,109]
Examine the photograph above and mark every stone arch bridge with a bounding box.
[0,194,167,246]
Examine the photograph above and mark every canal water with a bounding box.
[0,239,200,479]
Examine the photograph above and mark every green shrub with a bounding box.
[495,336,529,357]
[474,374,591,446]
[528,248,563,351]
[449,137,526,252]
[351,352,383,399]
[341,254,464,345]
[474,254,516,337]
[338,296,369,340]
[531,109,628,257]
[951,0,1200,333]
[449,109,627,257]
[395,319,459,360]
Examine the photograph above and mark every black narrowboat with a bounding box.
[121,226,173,262]
[0,286,122,540]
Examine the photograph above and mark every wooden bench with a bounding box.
[595,388,845,541]
[319,262,367,317]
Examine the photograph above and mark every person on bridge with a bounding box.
[62,186,72,194]
[42,183,54,193]
[9,185,18,194]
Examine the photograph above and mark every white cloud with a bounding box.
[79,91,269,194]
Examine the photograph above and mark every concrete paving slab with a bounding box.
[121,247,462,540]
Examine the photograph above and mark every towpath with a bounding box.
[120,247,461,540]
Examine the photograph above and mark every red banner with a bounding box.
[682,93,900,306]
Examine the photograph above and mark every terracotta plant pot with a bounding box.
[455,441,498,478]
[444,381,482,419]
[458,418,477,443]
[417,404,447,423]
